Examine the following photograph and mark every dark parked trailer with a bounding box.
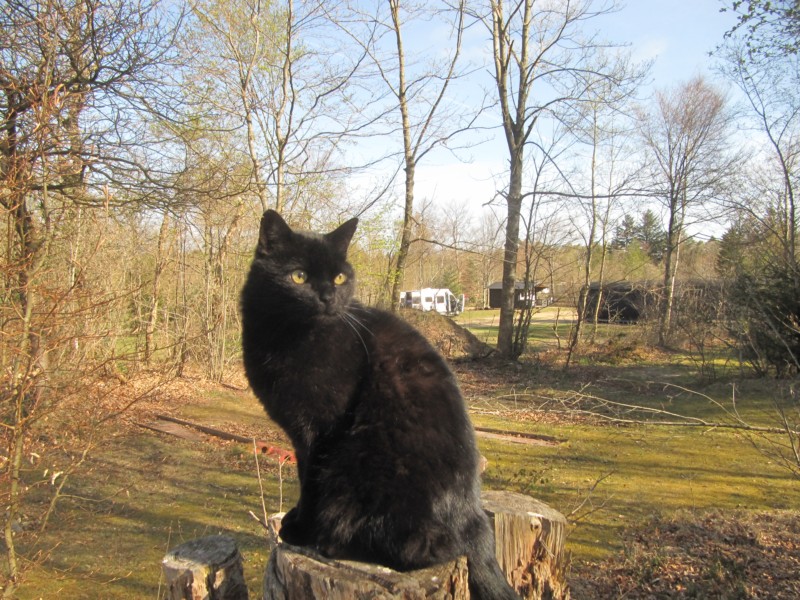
[583,280,725,324]
[582,281,659,323]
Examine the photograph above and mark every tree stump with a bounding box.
[163,535,249,600]
[263,544,469,600]
[262,493,568,600]
[482,490,569,600]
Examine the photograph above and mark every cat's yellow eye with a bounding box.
[333,273,348,286]
[291,270,308,284]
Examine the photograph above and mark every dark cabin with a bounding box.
[582,281,658,323]
[583,280,725,324]
[487,281,550,309]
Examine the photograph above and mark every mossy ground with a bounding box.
[10,309,799,598]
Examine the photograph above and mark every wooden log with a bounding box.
[163,535,249,600]
[262,492,569,600]
[262,515,468,599]
[482,490,569,600]
[263,545,469,600]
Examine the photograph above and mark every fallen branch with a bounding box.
[148,414,296,463]
[474,426,565,446]
[559,382,800,436]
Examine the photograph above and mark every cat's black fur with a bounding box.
[240,210,518,600]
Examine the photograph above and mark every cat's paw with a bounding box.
[278,508,310,545]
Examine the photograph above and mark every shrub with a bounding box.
[727,262,800,376]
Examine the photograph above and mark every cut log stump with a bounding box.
[162,535,249,600]
[160,494,568,599]
[483,490,569,600]
[263,545,469,600]
[262,492,568,600]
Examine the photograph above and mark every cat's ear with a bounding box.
[257,210,293,255]
[326,217,359,255]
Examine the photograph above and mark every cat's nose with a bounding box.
[319,286,336,311]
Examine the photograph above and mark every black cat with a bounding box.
[240,210,518,600]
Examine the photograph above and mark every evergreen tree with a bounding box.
[639,209,667,262]
[612,210,667,263]
[612,214,637,249]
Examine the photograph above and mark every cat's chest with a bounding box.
[261,321,363,427]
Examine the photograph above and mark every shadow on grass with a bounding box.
[17,430,297,600]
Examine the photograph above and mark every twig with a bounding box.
[248,510,269,532]
[278,457,286,513]
[554,382,800,436]
[253,439,270,536]
[567,471,615,524]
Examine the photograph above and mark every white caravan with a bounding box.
[399,288,464,316]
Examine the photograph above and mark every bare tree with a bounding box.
[719,40,799,265]
[475,210,505,308]
[714,36,800,376]
[341,0,482,309]
[0,0,180,592]
[565,58,645,364]
[516,200,571,358]
[437,200,474,291]
[479,0,623,358]
[637,76,741,346]
[143,212,173,364]
[513,123,574,358]
[171,0,375,377]
[185,0,369,215]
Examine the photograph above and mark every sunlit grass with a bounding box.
[457,311,799,561]
[17,390,293,600]
[475,415,797,562]
[456,306,576,350]
[14,319,800,598]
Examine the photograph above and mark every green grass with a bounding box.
[456,307,576,349]
[455,312,800,563]
[475,416,797,562]
[10,315,800,597]
[14,389,296,600]
[456,309,500,346]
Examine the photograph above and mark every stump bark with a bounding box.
[262,492,568,600]
[482,490,569,599]
[162,535,249,600]
[263,545,469,600]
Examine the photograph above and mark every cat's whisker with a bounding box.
[340,312,370,359]
[343,309,373,336]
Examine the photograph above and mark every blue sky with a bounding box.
[598,1,739,91]
[402,1,742,227]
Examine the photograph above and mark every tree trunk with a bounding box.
[390,159,415,312]
[145,212,170,364]
[497,151,524,358]
[590,237,610,343]
[565,284,587,369]
[566,118,599,367]
[174,222,190,377]
[388,1,415,313]
[659,196,683,346]
[264,545,469,600]
[233,0,268,213]
[3,195,47,597]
